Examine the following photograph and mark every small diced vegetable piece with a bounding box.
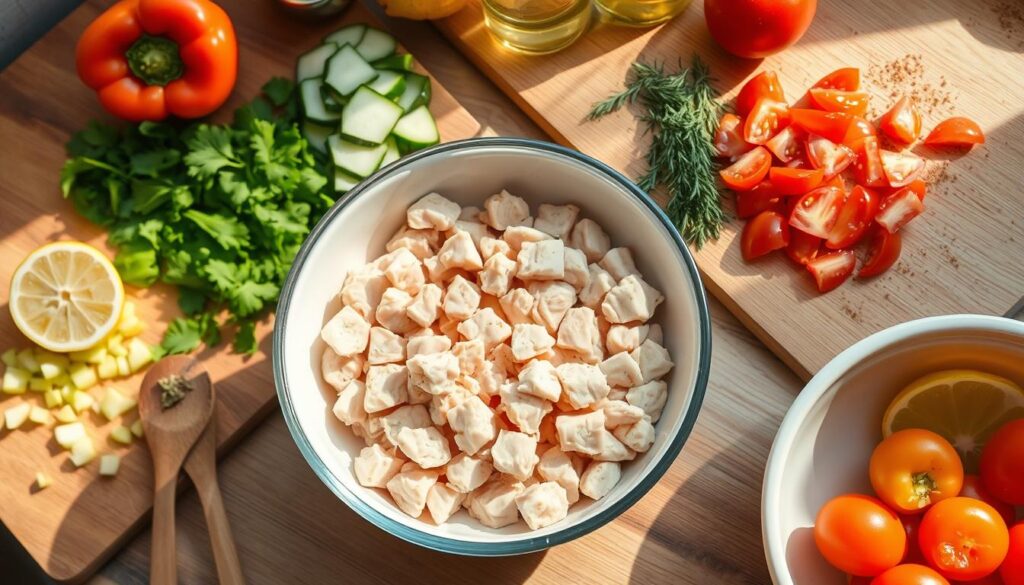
[372,53,413,71]
[16,349,40,373]
[99,454,120,476]
[2,367,30,394]
[397,73,430,112]
[60,386,75,403]
[296,42,339,82]
[116,356,131,377]
[54,422,86,448]
[55,405,78,424]
[100,388,137,420]
[71,391,95,414]
[127,339,153,372]
[69,363,98,389]
[341,86,405,145]
[130,420,144,437]
[392,105,440,151]
[328,134,388,179]
[324,45,378,98]
[69,346,107,365]
[35,472,52,490]
[29,377,51,392]
[354,28,397,62]
[29,406,52,425]
[97,355,118,380]
[110,426,133,445]
[69,437,97,467]
[5,403,31,429]
[107,334,128,357]
[1,349,16,367]
[39,358,66,380]
[333,170,361,194]
[119,316,145,337]
[300,78,340,124]
[44,389,64,408]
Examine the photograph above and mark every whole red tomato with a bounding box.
[704,0,817,58]
[815,494,906,576]
[919,497,1009,581]
[960,475,1016,526]
[980,418,1024,506]
[1003,523,1024,585]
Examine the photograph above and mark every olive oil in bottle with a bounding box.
[483,0,592,55]
[595,0,692,26]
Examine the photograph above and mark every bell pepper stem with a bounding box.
[126,35,184,86]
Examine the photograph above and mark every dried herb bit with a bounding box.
[588,58,724,248]
[158,374,195,410]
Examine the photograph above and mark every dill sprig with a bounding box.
[588,58,724,248]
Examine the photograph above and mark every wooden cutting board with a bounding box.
[0,1,480,582]
[437,0,1024,380]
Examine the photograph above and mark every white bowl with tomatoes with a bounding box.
[761,314,1024,584]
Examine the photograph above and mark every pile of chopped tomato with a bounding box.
[716,68,984,293]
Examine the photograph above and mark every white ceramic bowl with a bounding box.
[762,314,1024,584]
[273,138,712,555]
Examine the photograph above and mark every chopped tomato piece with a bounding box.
[785,156,810,169]
[924,116,985,146]
[842,116,876,150]
[786,230,822,265]
[806,134,856,178]
[880,150,924,187]
[858,226,902,278]
[743,99,789,145]
[826,185,879,249]
[715,113,753,158]
[823,174,847,191]
[806,250,856,293]
[769,167,824,195]
[736,71,786,117]
[875,187,925,233]
[735,181,782,218]
[720,146,771,190]
[878,96,922,144]
[765,125,804,163]
[789,109,853,143]
[789,185,846,238]
[808,89,870,117]
[812,68,860,91]
[904,178,926,201]
[741,210,790,260]
[853,136,887,188]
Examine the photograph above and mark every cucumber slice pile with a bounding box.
[298,24,439,195]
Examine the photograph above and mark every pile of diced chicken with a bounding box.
[320,190,673,531]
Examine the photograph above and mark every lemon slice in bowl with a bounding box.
[9,242,125,353]
[882,369,1024,471]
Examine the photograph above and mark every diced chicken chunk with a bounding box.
[516,481,569,530]
[406,334,451,358]
[555,410,606,456]
[534,203,580,240]
[381,247,425,294]
[483,190,531,231]
[427,483,466,524]
[407,351,459,395]
[606,324,649,355]
[479,236,513,262]
[447,396,497,455]
[537,446,581,504]
[613,417,656,453]
[598,247,639,282]
[367,327,406,365]
[452,220,490,247]
[321,306,370,357]
[499,381,552,435]
[460,206,482,221]
[376,288,417,334]
[562,247,590,292]
[428,385,474,426]
[593,429,635,462]
[443,275,481,320]
[406,283,443,328]
[630,339,674,383]
[321,348,364,392]
[490,430,539,481]
[578,263,617,309]
[516,240,565,281]
[437,230,484,272]
[511,324,555,362]
[479,253,518,297]
[407,193,461,231]
[332,380,367,426]
[626,380,668,423]
[380,404,432,447]
[599,351,643,388]
[466,476,524,528]
[499,289,535,326]
[364,364,409,413]
[478,359,507,400]
[452,339,485,377]
[555,363,610,409]
[517,359,562,402]
[556,307,603,364]
[387,226,439,260]
[446,453,493,493]
[579,461,621,500]
[569,219,611,263]
[528,281,577,333]
[397,426,452,469]
[423,255,464,284]
[386,467,440,518]
[503,226,552,252]
[601,275,664,324]
[340,266,389,321]
[602,400,645,428]
[456,308,512,351]
[354,444,404,488]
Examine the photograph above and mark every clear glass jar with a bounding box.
[595,0,692,26]
[483,0,592,55]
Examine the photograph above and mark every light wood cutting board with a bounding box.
[437,0,1024,380]
[0,1,480,582]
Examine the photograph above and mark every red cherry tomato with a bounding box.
[769,166,824,195]
[744,98,789,145]
[901,514,927,564]
[735,180,782,218]
[766,125,804,163]
[961,573,1008,585]
[870,564,950,585]
[815,494,906,576]
[880,150,925,187]
[704,0,817,59]
[1002,523,1024,585]
[844,116,878,150]
[980,419,1024,506]
[879,96,923,144]
[858,226,902,279]
[827,185,879,249]
[960,475,1017,527]
[741,210,790,260]
[919,497,1009,582]
[807,133,856,178]
[720,146,772,190]
[876,187,924,233]
[813,67,861,91]
[789,108,853,143]
[786,229,821,265]
[790,185,846,238]
[809,89,870,117]
[736,71,786,117]
[806,249,856,293]
[853,136,888,188]
[715,113,753,159]
[924,117,985,147]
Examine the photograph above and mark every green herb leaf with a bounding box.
[232,320,257,355]
[262,77,294,107]
[158,317,204,356]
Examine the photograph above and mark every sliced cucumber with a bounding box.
[297,43,338,81]
[333,169,362,194]
[324,24,366,48]
[380,137,401,168]
[341,86,405,145]
[392,105,439,152]
[300,78,339,124]
[328,134,388,179]
[354,28,397,62]
[372,53,413,72]
[324,45,378,98]
[397,73,431,112]
[367,71,406,100]
[302,121,334,154]
[321,86,344,113]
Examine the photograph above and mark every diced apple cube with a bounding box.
[44,389,64,409]
[60,385,75,403]
[98,454,120,476]
[116,356,131,377]
[69,437,97,467]
[2,367,30,394]
[54,422,86,449]
[130,420,144,437]
[16,349,40,373]
[70,346,108,365]
[97,355,118,380]
[35,472,52,490]
[127,339,153,372]
[119,318,145,338]
[55,405,78,424]
[71,391,95,414]
[4,403,31,429]
[37,352,70,380]
[28,406,52,425]
[69,363,98,390]
[110,426,133,445]
[107,334,128,357]
[28,377,51,393]
[100,388,137,420]
[1,348,16,367]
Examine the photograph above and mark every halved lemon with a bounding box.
[882,369,1024,471]
[9,242,124,353]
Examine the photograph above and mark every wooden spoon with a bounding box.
[139,356,215,585]
[183,413,245,584]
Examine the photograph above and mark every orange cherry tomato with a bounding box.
[1002,523,1024,585]
[854,136,888,188]
[879,96,923,144]
[744,98,789,145]
[766,125,804,163]
[741,210,790,260]
[715,113,753,159]
[806,250,856,293]
[769,166,824,195]
[869,429,964,514]
[980,419,1024,506]
[870,564,950,585]
[857,225,902,279]
[789,108,853,143]
[924,117,985,147]
[827,185,879,249]
[785,229,821,265]
[960,475,1016,526]
[815,494,906,576]
[809,89,870,117]
[721,146,772,190]
[814,67,861,91]
[919,497,1009,581]
[875,187,925,233]
[736,71,786,117]
[844,116,878,150]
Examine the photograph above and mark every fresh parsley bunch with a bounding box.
[60,79,333,356]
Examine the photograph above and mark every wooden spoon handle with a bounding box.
[192,465,244,585]
[151,475,178,585]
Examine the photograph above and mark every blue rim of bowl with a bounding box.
[273,137,712,556]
